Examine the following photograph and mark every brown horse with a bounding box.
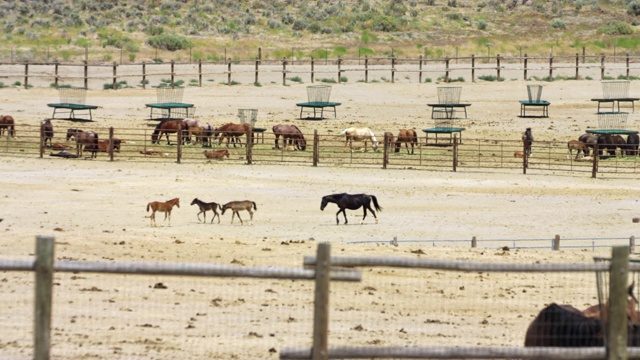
[394,129,418,154]
[42,119,54,147]
[203,149,229,159]
[221,200,257,225]
[213,122,252,147]
[0,115,16,137]
[272,124,307,151]
[146,198,180,227]
[66,128,99,157]
[151,120,188,145]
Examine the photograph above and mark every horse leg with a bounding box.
[361,207,368,224]
[367,205,378,223]
[211,210,218,224]
[150,211,156,227]
[248,210,253,225]
[236,211,243,225]
[274,134,280,149]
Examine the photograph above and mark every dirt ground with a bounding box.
[0,77,639,359]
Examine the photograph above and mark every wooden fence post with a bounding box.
[311,57,315,83]
[471,236,477,248]
[254,58,260,85]
[313,130,319,166]
[246,129,253,165]
[444,57,450,82]
[552,234,560,250]
[575,53,579,80]
[170,60,175,86]
[391,55,395,83]
[496,54,501,80]
[600,53,605,81]
[471,54,475,82]
[453,135,458,172]
[592,144,599,178]
[39,122,45,158]
[418,55,423,83]
[84,61,88,89]
[34,235,54,360]
[626,53,630,79]
[607,246,629,360]
[24,62,29,89]
[548,54,553,80]
[54,62,59,89]
[630,236,636,254]
[383,132,389,169]
[364,56,369,83]
[312,242,331,360]
[108,127,114,161]
[282,58,287,86]
[338,56,343,84]
[142,61,146,89]
[112,61,117,89]
[177,126,182,164]
[523,53,528,80]
[227,58,231,85]
[198,59,203,87]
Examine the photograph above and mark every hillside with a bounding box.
[0,0,639,63]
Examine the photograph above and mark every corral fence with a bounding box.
[2,123,639,179]
[3,237,640,359]
[0,52,639,89]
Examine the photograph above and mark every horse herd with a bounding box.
[145,193,382,227]
[567,132,639,159]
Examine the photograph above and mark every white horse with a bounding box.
[340,127,379,151]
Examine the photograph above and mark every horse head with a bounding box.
[368,130,379,150]
[320,196,329,211]
[66,128,76,141]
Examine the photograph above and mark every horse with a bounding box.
[221,200,257,225]
[383,132,394,150]
[340,127,379,151]
[320,193,382,225]
[272,124,307,151]
[394,129,418,154]
[42,119,54,147]
[627,133,639,156]
[581,282,639,324]
[597,134,626,157]
[213,123,252,147]
[567,139,588,159]
[182,118,201,144]
[203,149,229,159]
[151,120,188,145]
[201,122,214,147]
[0,115,16,137]
[93,139,123,152]
[578,133,598,156]
[521,127,533,156]
[190,198,222,224]
[146,198,180,227]
[66,128,98,157]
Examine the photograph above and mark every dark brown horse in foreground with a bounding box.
[214,122,252,147]
[394,129,418,154]
[190,198,222,224]
[0,115,16,137]
[66,128,99,157]
[42,119,54,147]
[146,198,180,227]
[221,200,257,225]
[151,120,188,145]
[320,193,382,225]
[272,124,307,151]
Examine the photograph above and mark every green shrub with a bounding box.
[339,76,348,83]
[478,75,503,82]
[551,19,566,29]
[288,76,303,83]
[319,78,337,83]
[628,1,640,16]
[147,34,192,51]
[477,19,487,30]
[599,21,634,35]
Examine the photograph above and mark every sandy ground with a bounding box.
[0,77,640,359]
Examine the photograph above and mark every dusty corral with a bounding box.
[0,79,639,359]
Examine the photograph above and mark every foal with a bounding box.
[221,200,257,225]
[146,198,180,227]
[190,198,222,224]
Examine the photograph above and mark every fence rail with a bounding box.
[1,52,639,89]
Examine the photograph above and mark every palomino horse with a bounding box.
[66,128,99,157]
[340,127,379,151]
[394,129,418,154]
[214,123,252,147]
[151,120,188,145]
[272,124,306,151]
[320,193,382,225]
[42,119,54,147]
[0,115,16,137]
[190,198,222,224]
[221,200,257,225]
[146,198,180,227]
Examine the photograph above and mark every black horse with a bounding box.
[320,193,382,225]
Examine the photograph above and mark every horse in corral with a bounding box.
[578,133,598,156]
[567,139,588,159]
[201,122,214,147]
[320,193,382,225]
[394,129,418,154]
[182,118,201,144]
[93,139,123,153]
[66,128,98,157]
[340,127,379,151]
[146,198,180,227]
[221,200,257,225]
[151,120,188,145]
[42,119,54,147]
[190,198,222,224]
[581,283,639,324]
[214,122,252,147]
[203,149,229,159]
[0,115,16,137]
[597,134,626,157]
[272,124,307,151]
[627,133,639,156]
[521,127,534,156]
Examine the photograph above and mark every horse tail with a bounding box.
[370,195,382,212]
[412,130,418,144]
[252,201,257,211]
[339,128,349,136]
[146,203,151,212]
